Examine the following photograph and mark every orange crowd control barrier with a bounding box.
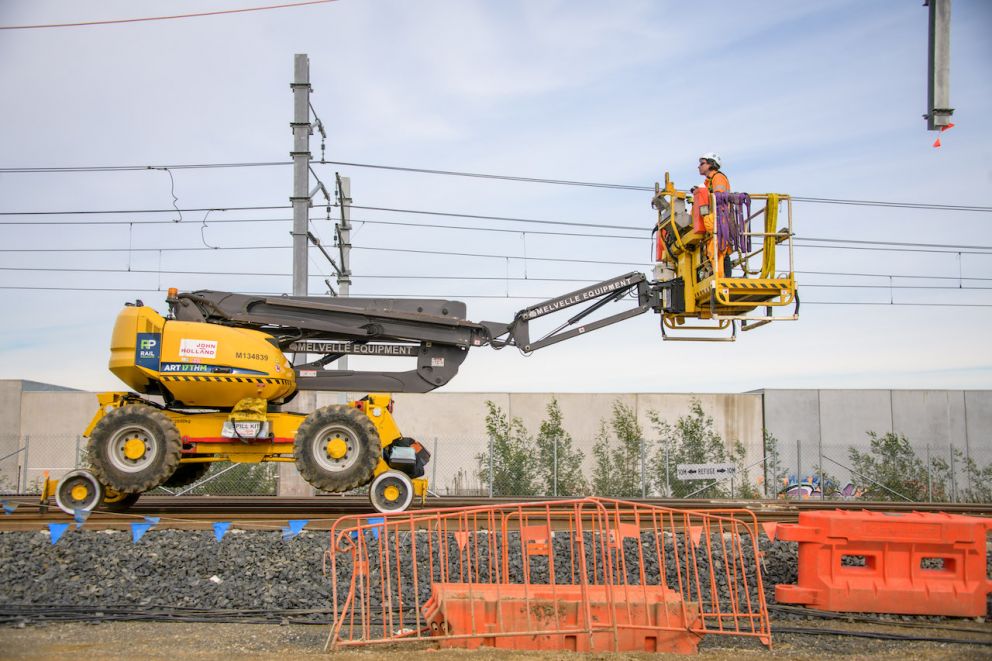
[775,510,992,617]
[325,497,770,653]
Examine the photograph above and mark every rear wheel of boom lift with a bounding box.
[102,487,141,512]
[369,470,414,514]
[54,469,104,515]
[294,405,380,493]
[88,404,182,494]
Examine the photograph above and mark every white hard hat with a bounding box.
[699,152,722,169]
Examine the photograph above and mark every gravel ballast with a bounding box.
[0,527,988,625]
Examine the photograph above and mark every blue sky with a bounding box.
[0,0,990,393]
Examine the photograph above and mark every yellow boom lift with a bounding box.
[47,176,797,515]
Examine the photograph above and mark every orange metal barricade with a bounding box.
[775,510,992,617]
[325,497,770,653]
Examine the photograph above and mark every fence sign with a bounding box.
[676,463,737,481]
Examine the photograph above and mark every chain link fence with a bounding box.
[4,433,991,503]
[0,435,277,497]
[771,436,992,503]
[426,434,992,503]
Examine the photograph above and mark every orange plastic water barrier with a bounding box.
[775,510,992,617]
[421,583,702,653]
[324,497,770,652]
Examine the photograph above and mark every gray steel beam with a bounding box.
[926,0,953,130]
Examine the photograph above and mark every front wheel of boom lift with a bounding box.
[54,469,104,515]
[294,405,381,493]
[369,470,414,514]
[88,403,182,493]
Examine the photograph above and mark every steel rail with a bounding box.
[1,496,990,531]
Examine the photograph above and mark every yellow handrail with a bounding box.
[762,194,778,279]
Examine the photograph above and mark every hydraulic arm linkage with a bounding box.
[170,272,668,394]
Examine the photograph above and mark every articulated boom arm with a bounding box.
[481,272,664,353]
[170,275,666,393]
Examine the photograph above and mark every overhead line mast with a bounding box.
[291,54,312,298]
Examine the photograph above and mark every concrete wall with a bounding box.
[761,390,992,490]
[0,381,97,490]
[391,392,764,493]
[20,391,98,485]
[0,381,24,490]
[965,391,992,463]
[4,380,990,498]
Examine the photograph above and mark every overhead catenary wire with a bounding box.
[0,216,296,226]
[311,161,992,213]
[0,243,653,265]
[4,265,992,282]
[792,242,992,256]
[0,205,290,216]
[1,285,990,308]
[0,0,339,30]
[311,161,992,212]
[0,162,291,173]
[5,265,992,292]
[2,241,991,261]
[0,245,291,253]
[2,159,990,213]
[3,211,992,254]
[2,164,991,306]
[0,215,647,241]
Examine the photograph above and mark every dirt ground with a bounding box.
[1,620,990,661]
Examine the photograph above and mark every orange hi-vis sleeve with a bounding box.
[692,186,709,233]
[706,172,730,193]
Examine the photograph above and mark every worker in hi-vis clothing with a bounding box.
[696,152,730,278]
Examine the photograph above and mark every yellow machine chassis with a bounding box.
[82,391,428,501]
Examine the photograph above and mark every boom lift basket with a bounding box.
[652,173,798,341]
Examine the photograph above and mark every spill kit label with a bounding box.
[179,338,218,359]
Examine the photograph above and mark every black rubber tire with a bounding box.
[294,405,380,493]
[102,492,141,512]
[88,404,182,493]
[162,462,211,488]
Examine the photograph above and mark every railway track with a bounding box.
[1,495,990,531]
